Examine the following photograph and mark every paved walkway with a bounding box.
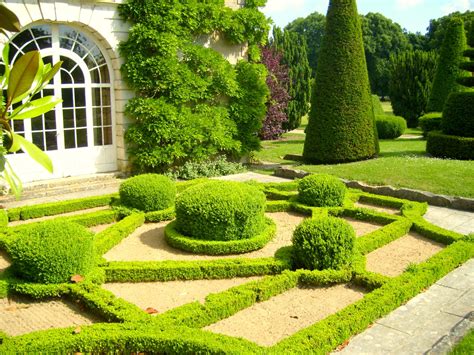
[2,172,473,353]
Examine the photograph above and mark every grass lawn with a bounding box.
[254,135,474,198]
[450,329,474,354]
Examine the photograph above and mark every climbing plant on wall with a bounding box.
[119,0,270,172]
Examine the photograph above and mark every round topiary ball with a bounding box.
[375,114,407,139]
[175,181,266,241]
[9,220,95,284]
[119,174,176,212]
[292,217,355,270]
[298,174,346,207]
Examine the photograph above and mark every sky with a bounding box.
[261,0,473,34]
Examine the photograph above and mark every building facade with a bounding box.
[2,0,246,182]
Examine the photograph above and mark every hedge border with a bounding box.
[165,217,276,255]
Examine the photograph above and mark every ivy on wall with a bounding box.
[119,0,270,172]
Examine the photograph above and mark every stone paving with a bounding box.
[424,206,474,235]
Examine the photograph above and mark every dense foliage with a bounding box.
[427,18,468,112]
[9,220,94,284]
[303,0,378,164]
[371,95,385,116]
[175,181,266,241]
[298,174,347,207]
[119,174,176,212]
[426,11,474,50]
[419,112,442,137]
[166,156,245,180]
[259,46,290,140]
[272,27,312,130]
[442,92,474,137]
[375,115,406,139]
[119,0,270,172]
[388,50,438,127]
[292,217,355,270]
[426,131,474,160]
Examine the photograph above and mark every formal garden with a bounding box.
[0,0,473,353]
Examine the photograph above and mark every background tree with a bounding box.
[427,18,467,113]
[303,0,378,164]
[272,27,311,130]
[426,11,474,50]
[388,50,438,127]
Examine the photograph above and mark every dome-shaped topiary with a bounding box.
[298,174,346,207]
[441,91,474,137]
[292,217,355,270]
[119,174,176,212]
[303,0,378,163]
[375,114,406,139]
[175,181,266,241]
[9,220,95,284]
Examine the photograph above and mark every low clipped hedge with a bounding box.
[8,220,95,284]
[426,131,474,160]
[119,174,176,212]
[298,174,346,207]
[441,91,474,137]
[165,217,276,255]
[292,217,355,270]
[175,181,266,241]
[419,112,442,137]
[0,209,7,228]
[375,114,406,139]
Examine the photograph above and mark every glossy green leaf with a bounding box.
[38,61,62,90]
[0,5,21,32]
[2,45,10,87]
[7,51,40,104]
[10,96,62,120]
[11,133,53,173]
[3,160,22,198]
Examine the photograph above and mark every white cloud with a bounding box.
[441,0,472,14]
[396,0,425,10]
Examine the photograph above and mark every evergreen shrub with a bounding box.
[298,174,346,207]
[441,91,474,138]
[303,0,378,163]
[9,220,94,284]
[119,174,176,212]
[372,95,385,116]
[419,112,442,137]
[166,156,245,180]
[427,18,468,112]
[292,217,355,270]
[0,209,7,228]
[375,115,406,139]
[426,131,474,160]
[175,181,266,241]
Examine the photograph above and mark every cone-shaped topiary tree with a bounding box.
[427,18,467,113]
[303,0,378,164]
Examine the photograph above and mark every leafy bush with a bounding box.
[9,220,95,284]
[166,156,245,180]
[298,174,346,207]
[427,18,468,112]
[375,114,406,139]
[119,174,176,212]
[0,209,7,228]
[303,0,378,163]
[175,181,266,241]
[372,95,385,116]
[389,50,438,127]
[442,91,474,137]
[419,112,442,137]
[292,217,355,270]
[426,131,474,160]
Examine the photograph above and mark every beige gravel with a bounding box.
[104,212,307,261]
[89,223,116,234]
[0,295,101,336]
[103,276,262,314]
[0,250,11,272]
[342,217,383,237]
[366,232,445,277]
[205,283,366,347]
[355,201,400,215]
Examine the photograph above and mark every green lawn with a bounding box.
[254,136,474,198]
[450,329,474,355]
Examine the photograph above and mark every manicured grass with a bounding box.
[450,329,474,355]
[254,137,474,198]
[404,127,423,135]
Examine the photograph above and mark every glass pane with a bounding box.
[90,68,100,83]
[43,88,54,96]
[21,41,38,53]
[76,32,94,51]
[45,131,58,151]
[76,108,87,127]
[92,88,101,106]
[60,69,73,84]
[71,67,85,84]
[13,119,24,132]
[31,116,44,131]
[75,88,86,107]
[45,110,56,129]
[102,88,111,106]
[94,127,103,146]
[83,53,96,69]
[32,132,45,150]
[31,25,52,38]
[63,109,74,128]
[90,46,106,66]
[104,127,113,145]
[60,37,74,50]
[64,130,75,149]
[93,107,102,126]
[61,56,76,72]
[76,129,87,147]
[36,36,52,49]
[73,42,87,59]
[103,107,112,126]
[98,64,110,83]
[62,88,74,108]
[12,29,33,47]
